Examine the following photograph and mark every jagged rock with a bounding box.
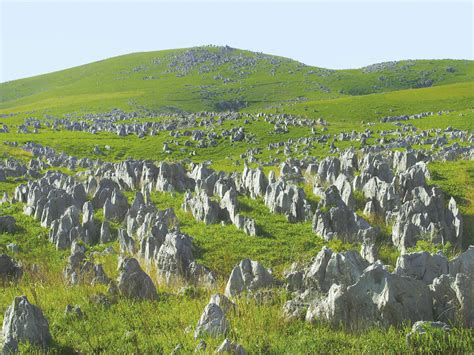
[183,190,223,224]
[0,216,16,233]
[430,273,472,327]
[394,251,448,284]
[234,214,257,236]
[92,178,120,208]
[194,303,229,339]
[317,157,340,184]
[209,294,236,314]
[449,246,474,280]
[1,296,52,352]
[117,258,157,300]
[48,205,81,250]
[118,229,135,254]
[334,174,355,210]
[264,180,311,222]
[392,186,462,251]
[225,259,275,297]
[398,162,430,194]
[362,176,399,218]
[303,247,368,293]
[156,231,215,285]
[100,220,113,244]
[360,237,378,264]
[215,338,246,354]
[0,254,22,282]
[156,162,194,192]
[313,204,376,243]
[307,262,433,328]
[393,150,417,172]
[82,201,98,245]
[241,166,268,199]
[63,246,110,286]
[103,189,129,221]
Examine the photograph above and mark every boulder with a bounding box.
[0,216,16,233]
[194,303,229,339]
[241,166,268,199]
[215,338,246,354]
[394,251,448,284]
[0,254,22,282]
[430,273,472,327]
[449,246,474,280]
[307,262,434,328]
[304,247,369,293]
[1,296,52,352]
[264,180,312,222]
[225,259,275,297]
[209,294,236,314]
[117,258,157,300]
[103,189,129,222]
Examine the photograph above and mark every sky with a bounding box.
[1,0,473,83]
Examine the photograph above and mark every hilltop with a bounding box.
[1,45,473,115]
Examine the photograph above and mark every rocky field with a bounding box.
[0,46,473,353]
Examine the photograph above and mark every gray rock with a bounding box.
[241,166,268,199]
[194,303,229,339]
[156,162,194,192]
[1,296,52,351]
[117,258,157,300]
[100,220,113,244]
[0,216,16,233]
[304,247,368,293]
[307,262,433,328]
[103,189,129,222]
[182,190,223,225]
[449,246,473,280]
[209,294,236,314]
[264,180,311,222]
[0,254,22,282]
[430,273,472,327]
[225,259,275,297]
[215,338,246,354]
[395,251,448,284]
[118,229,135,254]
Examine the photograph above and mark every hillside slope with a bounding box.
[1,45,473,114]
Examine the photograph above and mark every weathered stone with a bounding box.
[1,296,52,351]
[0,216,16,233]
[215,338,246,354]
[117,258,157,300]
[395,251,448,284]
[0,254,22,282]
[307,262,433,328]
[194,303,229,339]
[225,259,275,297]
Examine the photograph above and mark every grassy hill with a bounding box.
[1,45,473,115]
[0,46,473,353]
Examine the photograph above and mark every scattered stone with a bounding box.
[1,296,52,352]
[117,258,158,300]
[194,303,229,339]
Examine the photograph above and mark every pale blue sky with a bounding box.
[1,0,473,83]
